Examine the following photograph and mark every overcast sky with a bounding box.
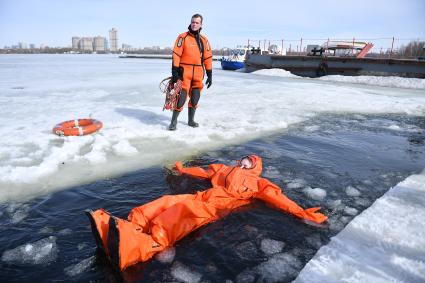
[0,0,424,49]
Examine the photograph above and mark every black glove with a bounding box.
[205,70,212,89]
[171,66,183,83]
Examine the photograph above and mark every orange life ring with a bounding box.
[53,119,103,136]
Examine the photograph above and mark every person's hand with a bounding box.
[304,207,328,224]
[205,70,212,89]
[171,66,182,84]
[174,161,184,174]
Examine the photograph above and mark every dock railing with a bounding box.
[246,37,425,59]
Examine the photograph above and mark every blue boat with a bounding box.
[221,60,245,70]
[220,47,248,70]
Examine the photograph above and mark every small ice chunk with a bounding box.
[340,216,351,224]
[77,243,87,251]
[1,236,58,265]
[64,256,95,277]
[303,187,326,201]
[58,228,72,236]
[327,199,344,211]
[286,178,306,189]
[355,198,371,207]
[344,206,358,216]
[305,234,322,249]
[170,261,202,283]
[263,166,280,179]
[235,269,256,283]
[39,227,54,234]
[235,241,258,260]
[260,238,285,255]
[6,203,30,224]
[255,253,302,282]
[155,247,176,264]
[329,216,345,231]
[345,186,361,197]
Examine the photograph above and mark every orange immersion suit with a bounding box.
[87,155,327,270]
[172,30,212,109]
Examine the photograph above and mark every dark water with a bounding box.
[0,114,424,283]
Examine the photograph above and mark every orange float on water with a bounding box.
[53,119,103,136]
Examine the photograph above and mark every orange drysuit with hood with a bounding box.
[86,155,327,271]
[172,30,212,109]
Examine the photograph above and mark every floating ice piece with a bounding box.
[305,234,322,249]
[260,238,285,255]
[235,268,256,283]
[58,228,72,236]
[286,178,307,189]
[6,203,30,224]
[64,256,95,277]
[344,206,358,216]
[345,186,361,197]
[303,187,327,201]
[1,236,58,265]
[235,241,259,260]
[255,252,302,283]
[170,261,202,283]
[155,247,176,264]
[263,166,280,179]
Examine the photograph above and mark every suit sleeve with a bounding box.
[202,37,213,71]
[255,179,328,224]
[172,35,184,68]
[174,162,222,180]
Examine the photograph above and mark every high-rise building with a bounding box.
[80,37,93,52]
[72,37,81,49]
[93,36,106,52]
[109,28,118,52]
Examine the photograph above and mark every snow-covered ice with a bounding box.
[294,170,425,283]
[1,55,424,203]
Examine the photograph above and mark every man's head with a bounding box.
[240,155,257,169]
[190,14,203,32]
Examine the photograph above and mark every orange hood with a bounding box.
[242,154,262,176]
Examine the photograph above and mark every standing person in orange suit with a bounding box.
[168,13,213,131]
[86,155,327,271]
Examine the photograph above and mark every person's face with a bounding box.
[240,157,253,169]
[190,17,202,31]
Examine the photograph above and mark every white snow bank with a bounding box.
[252,68,299,78]
[319,75,425,90]
[1,236,58,265]
[294,170,425,283]
[251,68,425,90]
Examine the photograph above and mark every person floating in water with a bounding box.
[168,13,213,131]
[86,155,327,270]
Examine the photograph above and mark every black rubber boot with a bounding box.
[107,217,121,272]
[188,107,199,128]
[168,110,180,131]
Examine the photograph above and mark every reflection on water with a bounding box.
[0,114,424,282]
